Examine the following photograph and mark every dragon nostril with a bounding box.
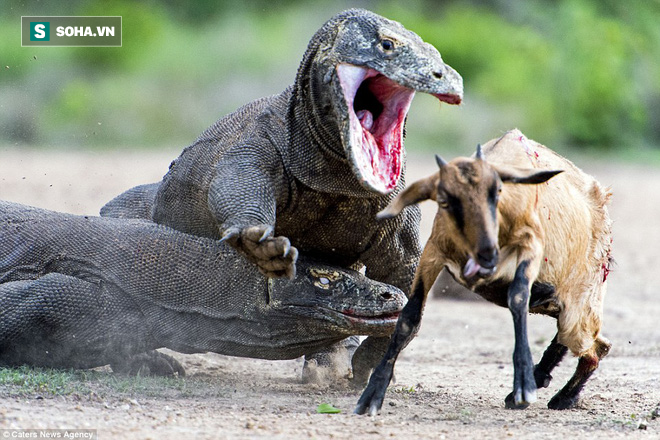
[381,291,393,300]
[433,71,443,79]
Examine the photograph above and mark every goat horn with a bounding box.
[435,154,448,168]
[475,144,484,160]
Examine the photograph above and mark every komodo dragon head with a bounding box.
[293,9,463,194]
[266,259,406,338]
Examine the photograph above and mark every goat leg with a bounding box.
[533,333,568,388]
[505,332,568,404]
[354,284,426,416]
[504,260,537,409]
[548,336,610,410]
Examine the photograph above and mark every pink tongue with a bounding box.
[463,258,481,278]
[356,109,374,131]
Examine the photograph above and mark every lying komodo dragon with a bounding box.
[0,201,405,375]
[101,8,463,382]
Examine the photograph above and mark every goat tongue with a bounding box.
[464,257,496,279]
[463,258,481,279]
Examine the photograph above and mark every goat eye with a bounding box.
[438,199,450,209]
[380,39,395,51]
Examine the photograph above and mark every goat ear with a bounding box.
[377,173,439,220]
[493,165,564,184]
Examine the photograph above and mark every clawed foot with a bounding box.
[221,224,298,278]
[350,366,372,389]
[111,350,186,377]
[350,336,389,389]
[302,337,358,385]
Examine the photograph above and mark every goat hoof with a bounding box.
[539,374,552,388]
[504,388,536,409]
[548,393,579,410]
[534,370,553,388]
[505,393,529,409]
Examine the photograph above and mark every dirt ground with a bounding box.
[0,146,659,439]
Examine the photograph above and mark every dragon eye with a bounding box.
[310,268,341,289]
[381,39,395,51]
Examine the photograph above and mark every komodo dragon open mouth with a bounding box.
[337,64,462,193]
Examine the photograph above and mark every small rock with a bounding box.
[651,406,660,419]
[638,420,648,430]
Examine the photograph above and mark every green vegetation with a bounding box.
[1,0,659,155]
[0,365,90,396]
[0,365,196,398]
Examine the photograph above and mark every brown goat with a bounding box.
[356,129,612,415]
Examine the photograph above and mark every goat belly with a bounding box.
[473,280,510,308]
[474,280,558,315]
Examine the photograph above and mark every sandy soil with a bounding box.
[0,147,659,439]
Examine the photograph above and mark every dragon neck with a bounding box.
[284,13,384,197]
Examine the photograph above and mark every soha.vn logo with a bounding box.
[56,25,116,37]
[23,16,121,47]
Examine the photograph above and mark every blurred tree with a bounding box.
[73,0,169,71]
[1,0,659,151]
[381,0,659,149]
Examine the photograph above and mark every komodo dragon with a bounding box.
[101,8,463,383]
[0,201,405,375]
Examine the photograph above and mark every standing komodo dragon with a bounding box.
[0,201,406,375]
[101,9,463,383]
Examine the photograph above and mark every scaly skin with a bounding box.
[0,201,405,375]
[101,9,463,383]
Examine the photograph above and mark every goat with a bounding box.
[356,129,612,415]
